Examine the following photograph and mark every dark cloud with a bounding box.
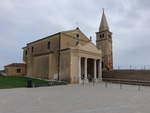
[0,0,150,69]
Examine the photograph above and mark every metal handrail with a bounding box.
[103,78,150,83]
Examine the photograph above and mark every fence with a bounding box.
[102,78,150,91]
[27,80,68,88]
[80,78,150,91]
[103,78,150,86]
[114,65,150,70]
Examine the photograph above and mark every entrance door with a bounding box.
[87,58,94,82]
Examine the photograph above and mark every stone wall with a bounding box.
[59,50,71,82]
[33,55,49,79]
[103,70,150,84]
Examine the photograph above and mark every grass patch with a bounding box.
[0,75,49,89]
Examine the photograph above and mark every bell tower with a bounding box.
[96,9,113,70]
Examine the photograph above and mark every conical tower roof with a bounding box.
[99,9,109,32]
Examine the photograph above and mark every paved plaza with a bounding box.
[0,82,150,113]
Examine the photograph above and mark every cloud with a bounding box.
[0,0,150,69]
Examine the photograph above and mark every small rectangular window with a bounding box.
[31,47,34,53]
[48,41,51,49]
[16,69,21,73]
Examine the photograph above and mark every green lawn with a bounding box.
[0,75,49,89]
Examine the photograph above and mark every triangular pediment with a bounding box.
[72,42,101,55]
[62,28,90,41]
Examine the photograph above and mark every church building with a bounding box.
[23,10,113,83]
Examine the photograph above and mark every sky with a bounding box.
[0,0,150,70]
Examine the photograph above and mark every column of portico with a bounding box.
[84,57,88,82]
[98,59,102,81]
[78,56,82,83]
[94,59,97,82]
[78,56,102,84]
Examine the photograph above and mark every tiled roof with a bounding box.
[5,63,26,67]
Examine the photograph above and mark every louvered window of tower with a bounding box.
[25,50,27,56]
[102,34,104,37]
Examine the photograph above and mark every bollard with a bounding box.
[105,82,108,88]
[120,83,122,89]
[27,80,33,88]
[138,84,140,91]
[82,79,85,87]
[93,79,95,87]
